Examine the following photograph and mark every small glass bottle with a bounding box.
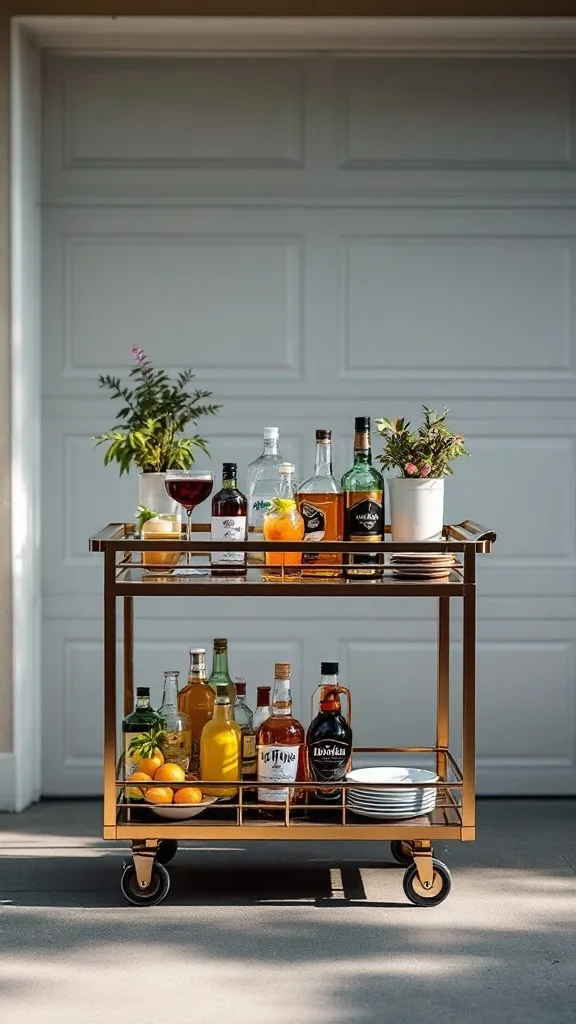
[233,679,257,780]
[178,648,215,778]
[121,686,163,780]
[247,426,284,564]
[253,686,272,732]
[209,638,235,705]
[297,429,344,578]
[158,671,192,771]
[262,463,305,581]
[341,416,384,577]
[211,462,247,576]
[200,683,241,798]
[257,663,305,806]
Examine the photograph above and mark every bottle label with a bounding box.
[211,516,247,564]
[257,744,300,803]
[307,739,351,800]
[345,492,383,567]
[299,501,325,564]
[242,733,257,776]
[249,497,273,530]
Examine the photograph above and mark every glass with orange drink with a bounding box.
[262,464,304,581]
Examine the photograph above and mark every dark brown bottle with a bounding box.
[306,663,353,804]
[211,463,247,576]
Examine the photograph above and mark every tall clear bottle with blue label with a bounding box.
[246,427,284,564]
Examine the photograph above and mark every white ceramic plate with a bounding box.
[347,787,437,803]
[148,797,217,820]
[346,767,439,787]
[347,793,436,808]
[347,798,436,813]
[347,804,435,820]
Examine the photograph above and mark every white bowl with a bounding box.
[147,797,217,820]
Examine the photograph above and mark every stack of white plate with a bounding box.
[345,767,438,819]
[390,552,456,580]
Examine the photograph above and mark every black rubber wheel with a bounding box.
[390,841,413,866]
[403,859,452,907]
[156,840,178,865]
[120,861,171,907]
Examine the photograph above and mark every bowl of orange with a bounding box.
[144,762,217,820]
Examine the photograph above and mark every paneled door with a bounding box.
[41,54,576,795]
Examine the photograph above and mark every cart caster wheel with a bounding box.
[403,859,451,907]
[120,862,170,907]
[156,840,178,866]
[390,841,413,866]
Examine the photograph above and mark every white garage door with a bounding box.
[41,53,576,797]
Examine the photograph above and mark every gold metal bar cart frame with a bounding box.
[90,519,495,906]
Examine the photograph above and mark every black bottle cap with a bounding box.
[222,462,237,479]
[136,686,150,696]
[354,416,370,432]
[316,429,331,441]
[321,662,339,676]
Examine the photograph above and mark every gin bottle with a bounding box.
[246,427,284,564]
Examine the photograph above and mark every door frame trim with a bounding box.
[9,14,576,809]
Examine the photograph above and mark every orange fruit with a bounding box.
[145,786,174,805]
[154,762,186,783]
[126,771,152,802]
[134,752,164,777]
[173,786,203,805]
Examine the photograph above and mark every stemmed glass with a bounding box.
[164,469,214,575]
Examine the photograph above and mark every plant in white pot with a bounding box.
[376,406,469,542]
[93,346,220,528]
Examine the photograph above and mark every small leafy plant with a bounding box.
[376,406,469,478]
[93,346,220,475]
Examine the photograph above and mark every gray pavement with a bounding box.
[0,799,575,1024]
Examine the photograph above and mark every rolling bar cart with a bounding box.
[90,520,496,907]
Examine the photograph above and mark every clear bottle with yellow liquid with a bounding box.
[200,683,241,798]
[178,649,215,778]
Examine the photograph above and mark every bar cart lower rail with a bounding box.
[90,519,495,907]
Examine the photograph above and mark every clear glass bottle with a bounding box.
[257,663,305,806]
[246,427,284,564]
[233,678,257,780]
[341,416,384,577]
[296,429,344,578]
[200,683,241,798]
[211,462,247,575]
[253,686,272,732]
[178,649,215,778]
[209,637,235,705]
[262,464,305,582]
[158,671,192,771]
[306,662,353,804]
[121,686,164,780]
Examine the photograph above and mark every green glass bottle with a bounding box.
[341,416,384,577]
[209,637,236,705]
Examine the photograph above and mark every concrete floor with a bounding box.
[0,800,574,1024]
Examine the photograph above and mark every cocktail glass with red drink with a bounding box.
[164,470,214,574]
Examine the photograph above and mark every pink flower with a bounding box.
[404,462,418,477]
[419,464,431,477]
[131,345,147,365]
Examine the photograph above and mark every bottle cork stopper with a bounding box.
[275,663,291,679]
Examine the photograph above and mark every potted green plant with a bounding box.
[376,406,469,542]
[93,346,220,519]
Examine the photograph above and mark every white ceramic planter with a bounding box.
[387,477,445,543]
[138,473,180,521]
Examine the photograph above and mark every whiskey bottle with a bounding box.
[209,637,236,705]
[178,648,215,778]
[341,416,384,577]
[296,429,344,578]
[257,663,305,806]
[247,427,284,564]
[158,670,192,771]
[233,678,257,780]
[211,462,247,575]
[306,662,352,804]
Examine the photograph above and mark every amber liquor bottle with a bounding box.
[257,663,305,807]
[341,416,384,577]
[296,429,344,578]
